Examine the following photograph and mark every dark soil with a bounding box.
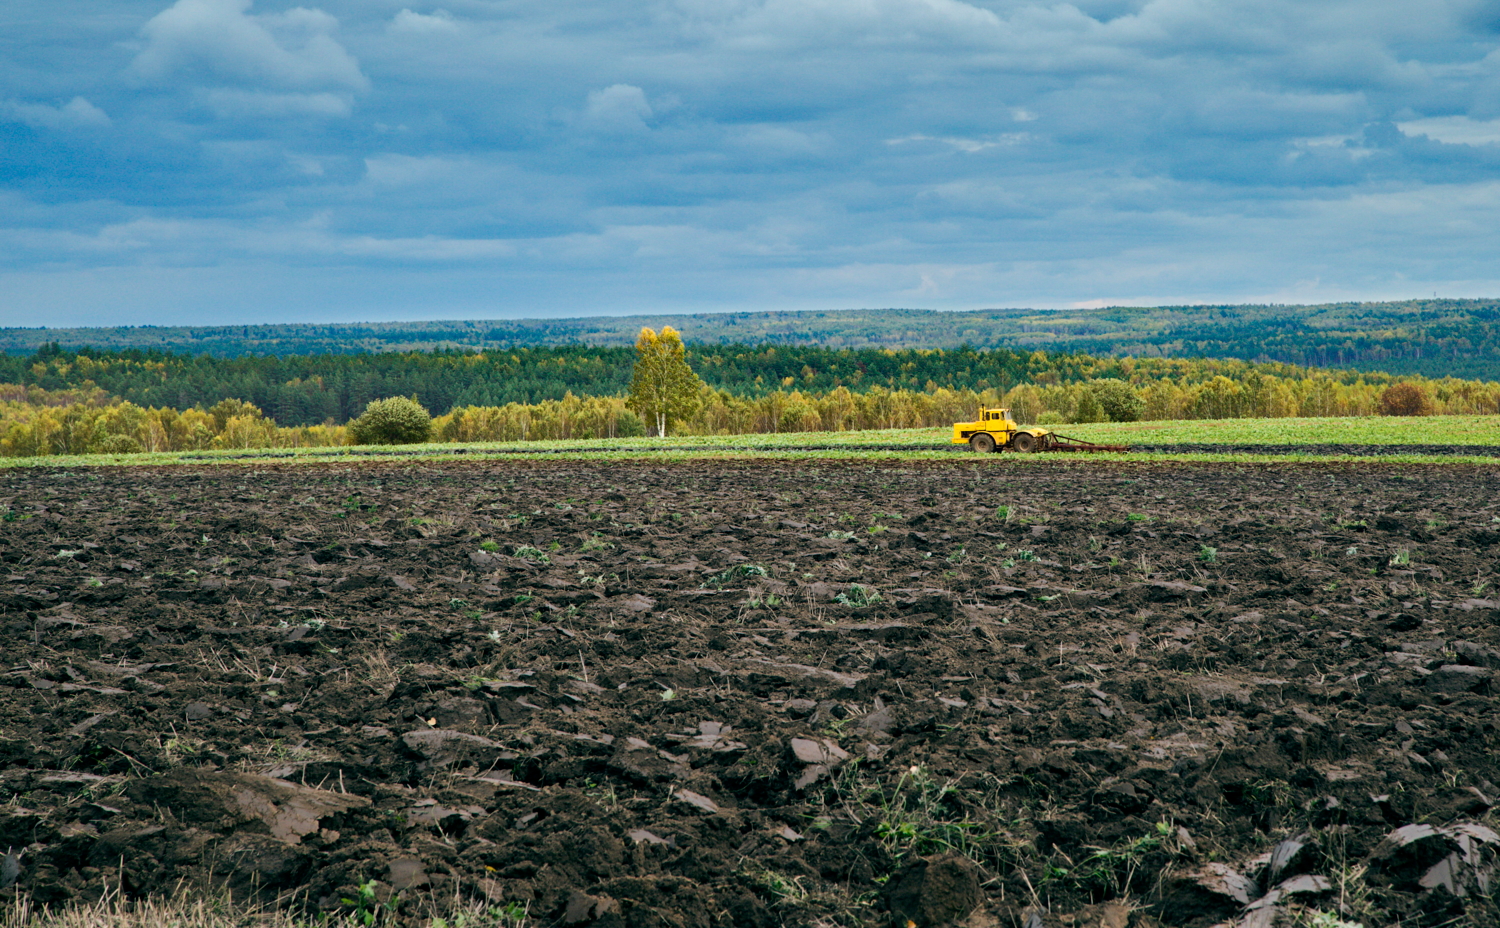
[2,460,1499,928]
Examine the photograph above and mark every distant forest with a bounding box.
[6,338,1499,456]
[6,298,1500,380]
[1,340,1454,428]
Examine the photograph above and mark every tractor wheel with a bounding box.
[1011,432,1037,453]
[969,433,997,454]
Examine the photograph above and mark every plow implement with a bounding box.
[1038,433,1130,453]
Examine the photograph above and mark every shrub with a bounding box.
[97,434,143,454]
[348,396,433,445]
[1378,383,1434,417]
[1090,378,1144,422]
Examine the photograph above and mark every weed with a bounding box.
[709,564,768,588]
[1388,548,1411,567]
[1126,513,1152,522]
[479,540,500,553]
[341,879,398,926]
[513,545,550,565]
[580,777,623,812]
[580,533,613,552]
[1302,912,1365,928]
[432,901,529,928]
[743,867,807,903]
[835,584,881,607]
[1198,545,1218,565]
[1041,819,1174,902]
[994,505,1011,521]
[946,546,967,564]
[827,530,857,541]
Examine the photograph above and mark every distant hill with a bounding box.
[5,299,1500,380]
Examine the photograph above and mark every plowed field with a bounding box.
[2,460,1498,928]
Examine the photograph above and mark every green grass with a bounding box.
[2,415,1497,469]
[1072,414,1500,446]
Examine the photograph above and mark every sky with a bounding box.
[5,0,1500,327]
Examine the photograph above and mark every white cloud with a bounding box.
[581,84,653,133]
[1,97,111,130]
[887,133,1029,152]
[1397,115,1500,145]
[685,0,1005,49]
[131,0,367,91]
[200,89,353,118]
[388,9,461,35]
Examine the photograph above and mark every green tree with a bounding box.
[348,396,432,445]
[628,327,703,437]
[1071,388,1105,424]
[1089,379,1144,422]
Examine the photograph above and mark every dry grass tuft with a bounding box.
[3,893,301,928]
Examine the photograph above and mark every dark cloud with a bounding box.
[3,0,1500,324]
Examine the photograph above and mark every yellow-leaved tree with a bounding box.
[628,326,703,437]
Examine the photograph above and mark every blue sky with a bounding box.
[5,0,1500,326]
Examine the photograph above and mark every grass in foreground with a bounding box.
[2,892,527,928]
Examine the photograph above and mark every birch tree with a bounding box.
[628,326,703,437]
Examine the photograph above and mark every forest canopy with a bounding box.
[6,298,1500,380]
[2,339,1497,458]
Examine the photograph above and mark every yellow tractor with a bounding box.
[952,407,1127,454]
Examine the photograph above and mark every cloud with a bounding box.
[887,133,1030,153]
[388,9,461,35]
[1398,115,1500,146]
[11,0,1500,324]
[131,0,367,91]
[580,84,653,133]
[683,0,1006,50]
[199,89,353,118]
[1,97,111,130]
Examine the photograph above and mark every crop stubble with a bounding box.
[1,459,1498,927]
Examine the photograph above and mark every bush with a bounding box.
[1378,383,1434,417]
[97,434,143,454]
[615,410,647,438]
[349,396,433,445]
[1090,378,1144,422]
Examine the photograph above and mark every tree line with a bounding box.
[11,340,1493,430]
[2,346,1497,457]
[7,299,1500,380]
